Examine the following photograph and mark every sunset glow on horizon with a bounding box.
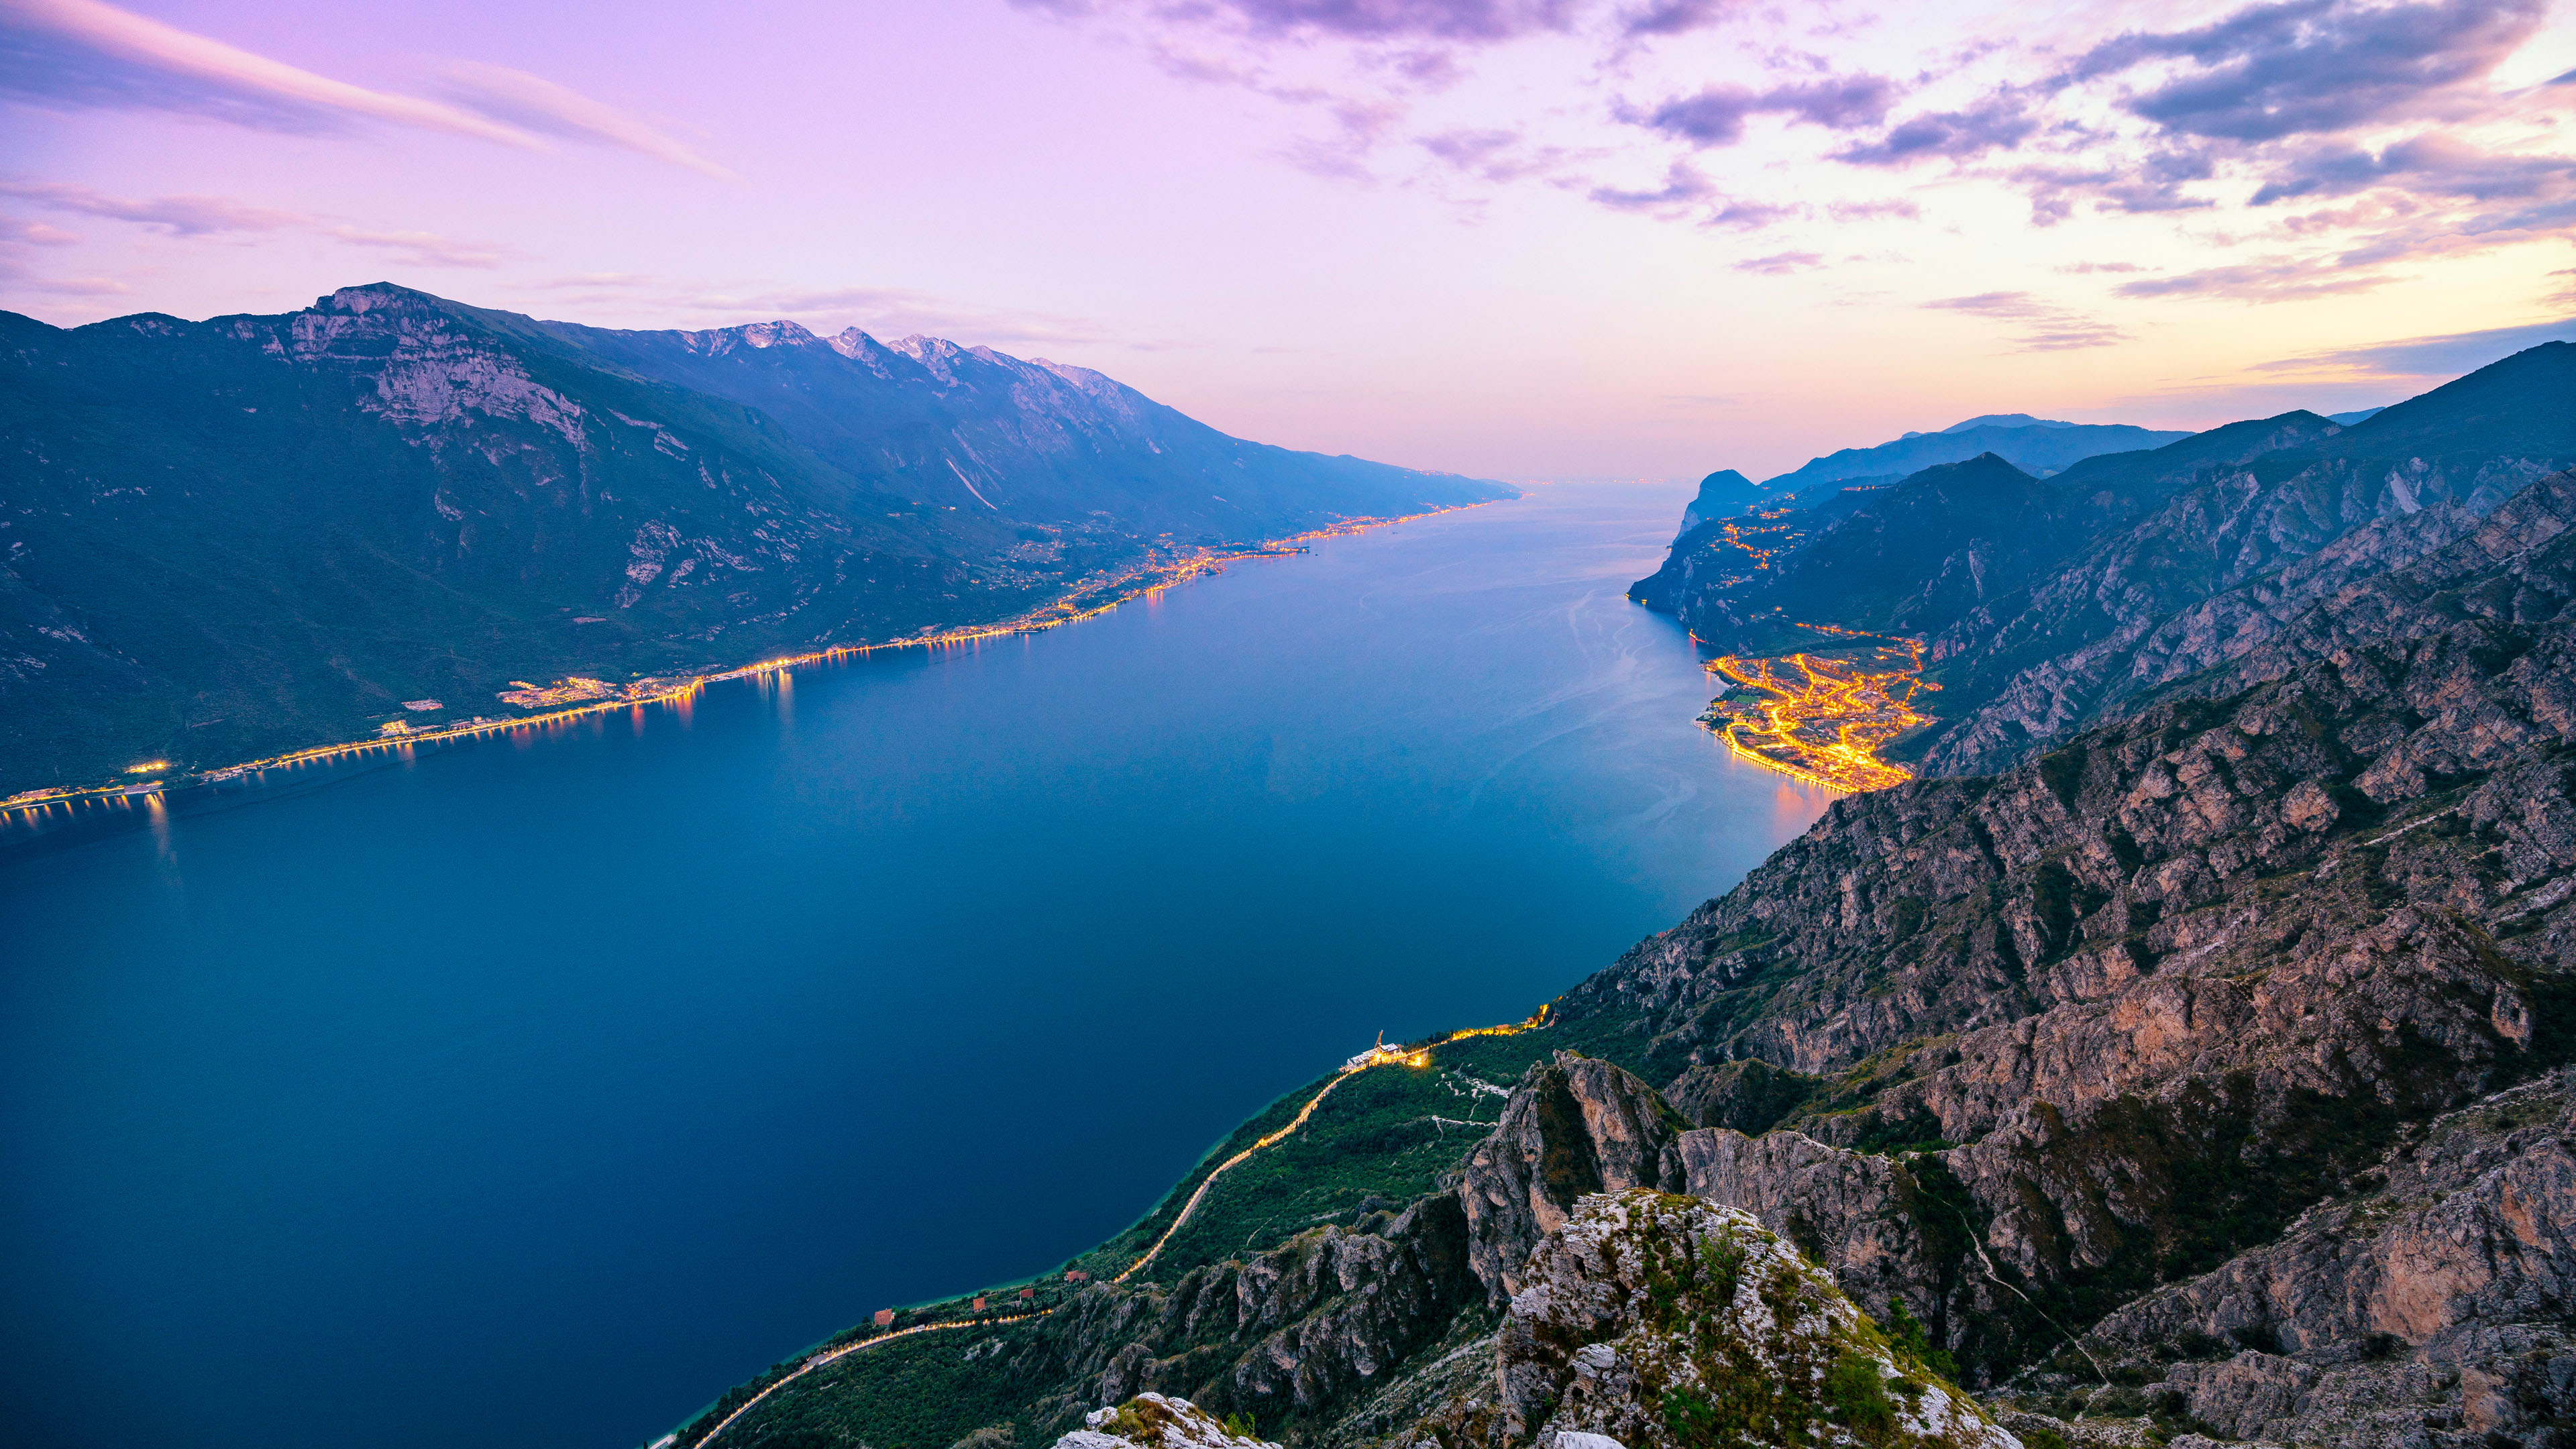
[3,0,2571,479]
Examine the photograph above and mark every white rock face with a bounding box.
[1053,1393,1279,1449]
[1495,1191,2017,1449]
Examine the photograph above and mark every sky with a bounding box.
[2,0,2572,480]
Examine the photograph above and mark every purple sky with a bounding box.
[3,0,2572,479]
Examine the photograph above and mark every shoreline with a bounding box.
[1,502,1494,826]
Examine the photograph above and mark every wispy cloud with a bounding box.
[516,274,1145,350]
[1733,250,1823,274]
[0,0,531,142]
[0,180,504,266]
[1922,290,2129,350]
[2251,315,2576,378]
[439,64,735,180]
[0,0,731,176]
[2113,258,2395,301]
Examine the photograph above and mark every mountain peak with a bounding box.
[1941,413,2076,433]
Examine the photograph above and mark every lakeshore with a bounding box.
[0,506,1479,827]
[0,482,1833,1449]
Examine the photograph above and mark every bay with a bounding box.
[0,480,1831,1449]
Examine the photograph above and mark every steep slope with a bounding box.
[1918,344,2576,773]
[1666,453,2092,653]
[1674,469,1766,536]
[1633,417,2347,654]
[541,319,1495,538]
[0,285,1507,789]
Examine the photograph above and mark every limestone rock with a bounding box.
[1471,1191,2014,1449]
[1456,1054,1688,1306]
[1059,1393,1280,1449]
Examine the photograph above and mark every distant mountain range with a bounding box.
[1667,415,2198,543]
[0,284,1509,789]
[1631,341,2576,773]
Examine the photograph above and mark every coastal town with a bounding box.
[1700,623,1937,792]
[0,512,1464,826]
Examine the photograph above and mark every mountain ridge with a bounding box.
[0,282,1510,792]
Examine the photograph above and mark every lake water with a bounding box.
[0,481,1831,1449]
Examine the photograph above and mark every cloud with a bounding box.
[523,276,1138,351]
[0,180,301,234]
[1733,250,1823,273]
[1589,158,1715,213]
[2253,315,2576,377]
[2249,131,2575,206]
[1705,195,1802,229]
[2058,260,2146,273]
[2112,258,2396,300]
[0,0,729,176]
[2072,0,2546,144]
[437,64,735,179]
[0,0,531,143]
[1831,93,2036,166]
[1,215,78,244]
[1618,0,1745,37]
[1,179,504,266]
[1922,290,2129,350]
[1635,72,1899,148]
[2008,150,2218,223]
[1825,198,1920,221]
[1155,0,1582,42]
[320,225,504,268]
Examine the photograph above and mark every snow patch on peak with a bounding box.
[673,320,820,357]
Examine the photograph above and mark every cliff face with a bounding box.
[686,393,2576,1449]
[1630,345,2576,780]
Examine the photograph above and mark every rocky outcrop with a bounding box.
[1022,1193,1483,1435]
[1056,1393,1281,1449]
[1413,1191,2014,1449]
[2059,1072,2576,1449]
[1456,1054,1690,1306]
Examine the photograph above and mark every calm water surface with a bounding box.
[1,481,1831,1449]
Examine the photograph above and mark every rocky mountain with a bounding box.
[0,284,1506,789]
[1633,343,2576,778]
[678,466,2576,1449]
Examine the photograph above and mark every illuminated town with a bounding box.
[1701,623,1937,792]
[0,507,1475,825]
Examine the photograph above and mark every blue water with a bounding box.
[0,482,1831,1449]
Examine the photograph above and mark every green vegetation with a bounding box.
[685,1323,1051,1449]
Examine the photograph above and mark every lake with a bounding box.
[0,480,1832,1449]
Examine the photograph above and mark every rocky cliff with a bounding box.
[681,398,2575,1449]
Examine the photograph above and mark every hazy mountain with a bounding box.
[1672,468,1765,537]
[1934,412,2074,432]
[0,284,1508,788]
[1759,416,2193,493]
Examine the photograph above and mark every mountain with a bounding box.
[1759,417,2193,493]
[0,284,1509,790]
[1631,343,2576,774]
[672,452,2576,1449]
[1937,412,2074,432]
[1914,341,2576,771]
[1672,468,1766,537]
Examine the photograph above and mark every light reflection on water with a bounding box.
[0,482,1831,1449]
